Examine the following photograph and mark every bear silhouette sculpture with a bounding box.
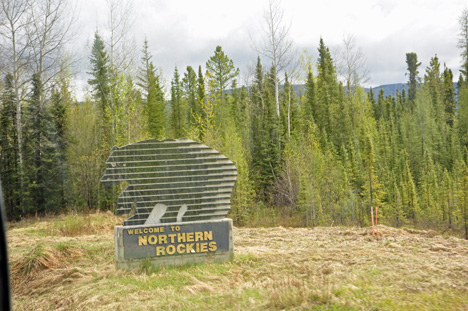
[101,138,237,226]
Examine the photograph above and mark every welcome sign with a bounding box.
[104,138,236,269]
[115,219,232,264]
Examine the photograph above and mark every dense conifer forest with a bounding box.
[1,0,468,238]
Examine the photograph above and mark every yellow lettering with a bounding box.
[127,229,133,235]
[186,232,194,242]
[149,228,154,233]
[177,233,186,243]
[186,243,194,253]
[200,243,208,252]
[168,234,176,243]
[204,231,213,241]
[196,243,200,252]
[160,227,164,233]
[177,244,185,254]
[166,245,176,255]
[195,231,203,242]
[208,241,217,252]
[159,235,167,244]
[156,246,165,256]
[138,236,147,246]
[143,228,148,233]
[148,235,157,245]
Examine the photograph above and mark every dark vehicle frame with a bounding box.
[0,181,11,310]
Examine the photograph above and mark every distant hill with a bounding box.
[288,83,410,98]
[365,83,409,98]
[253,82,456,99]
[365,82,459,99]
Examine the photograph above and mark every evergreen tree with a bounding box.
[249,57,279,198]
[406,52,421,110]
[24,73,46,214]
[170,67,184,138]
[316,38,340,142]
[303,65,316,125]
[88,32,112,145]
[182,66,198,125]
[367,87,376,113]
[205,46,239,99]
[458,83,468,148]
[197,65,205,105]
[229,79,242,129]
[424,55,443,122]
[137,40,165,139]
[0,73,21,219]
[442,66,455,127]
[49,68,73,210]
[373,88,385,120]
[192,65,206,140]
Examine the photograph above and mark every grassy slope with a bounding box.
[7,212,468,311]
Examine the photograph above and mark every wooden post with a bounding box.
[376,206,379,233]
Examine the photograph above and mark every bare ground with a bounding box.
[7,213,468,310]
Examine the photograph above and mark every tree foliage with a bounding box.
[1,11,468,240]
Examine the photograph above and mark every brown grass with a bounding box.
[44,211,125,236]
[7,213,468,310]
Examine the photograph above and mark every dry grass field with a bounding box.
[6,212,468,310]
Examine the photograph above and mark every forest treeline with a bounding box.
[1,0,468,238]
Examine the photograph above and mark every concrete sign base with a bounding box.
[115,218,233,270]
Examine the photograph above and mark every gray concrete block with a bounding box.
[114,218,233,270]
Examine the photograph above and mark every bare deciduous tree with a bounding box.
[106,0,135,75]
[458,7,468,79]
[252,0,295,117]
[336,34,369,96]
[27,0,76,85]
[0,0,31,206]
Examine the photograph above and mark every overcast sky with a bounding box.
[73,0,467,96]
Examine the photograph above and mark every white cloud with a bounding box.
[72,0,468,99]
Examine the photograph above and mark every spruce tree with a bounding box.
[182,66,198,125]
[0,73,20,219]
[424,55,443,122]
[317,38,342,148]
[316,39,338,130]
[25,73,46,214]
[367,87,376,112]
[249,57,279,198]
[170,67,184,138]
[303,65,316,125]
[197,65,205,106]
[49,80,70,210]
[442,66,455,127]
[88,32,111,145]
[406,52,421,110]
[206,46,239,99]
[137,40,165,139]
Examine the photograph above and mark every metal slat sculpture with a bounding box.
[101,138,237,226]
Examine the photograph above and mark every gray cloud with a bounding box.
[70,0,467,100]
